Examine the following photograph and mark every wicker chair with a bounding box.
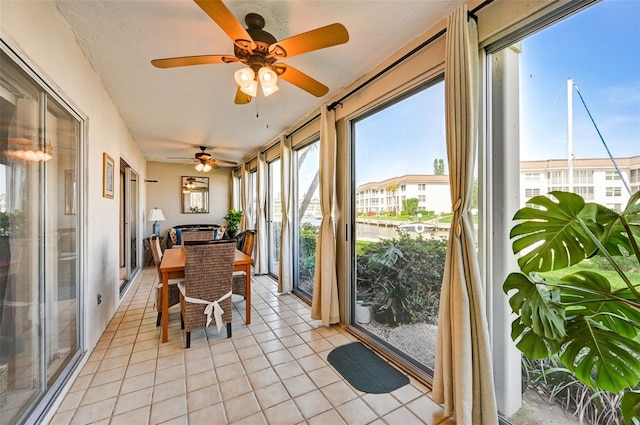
[181,230,214,243]
[232,230,255,299]
[151,237,181,326]
[179,239,236,348]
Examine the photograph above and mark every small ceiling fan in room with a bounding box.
[151,0,349,104]
[174,146,237,172]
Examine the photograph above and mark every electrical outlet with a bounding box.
[97,293,102,305]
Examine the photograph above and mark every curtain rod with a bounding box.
[327,0,493,111]
[283,0,494,141]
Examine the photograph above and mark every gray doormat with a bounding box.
[327,342,409,393]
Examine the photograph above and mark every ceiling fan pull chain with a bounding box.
[256,94,260,118]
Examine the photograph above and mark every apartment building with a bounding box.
[356,174,451,215]
[520,156,640,211]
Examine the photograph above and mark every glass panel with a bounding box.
[0,50,44,423]
[268,159,281,277]
[249,171,257,230]
[130,169,138,271]
[294,140,320,298]
[44,97,79,386]
[352,80,449,373]
[491,1,640,422]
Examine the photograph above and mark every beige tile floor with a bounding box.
[49,267,453,425]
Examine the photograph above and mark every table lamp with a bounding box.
[148,207,165,235]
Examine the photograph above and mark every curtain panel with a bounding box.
[311,106,340,325]
[254,151,268,274]
[279,135,293,293]
[433,5,498,425]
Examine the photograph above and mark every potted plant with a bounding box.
[223,209,243,239]
[503,191,640,424]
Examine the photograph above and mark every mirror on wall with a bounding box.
[181,176,209,213]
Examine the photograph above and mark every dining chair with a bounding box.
[181,230,214,243]
[232,230,256,299]
[179,239,236,348]
[151,236,181,326]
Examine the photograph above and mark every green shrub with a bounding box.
[356,231,446,326]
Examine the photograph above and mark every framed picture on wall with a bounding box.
[103,152,114,199]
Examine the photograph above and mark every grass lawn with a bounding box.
[538,260,640,291]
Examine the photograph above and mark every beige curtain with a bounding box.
[278,136,293,293]
[239,163,249,232]
[311,107,339,325]
[254,152,268,274]
[433,6,498,425]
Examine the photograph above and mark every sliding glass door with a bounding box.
[351,78,450,375]
[293,139,320,299]
[0,46,83,425]
[267,158,281,277]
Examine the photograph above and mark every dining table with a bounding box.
[158,246,253,343]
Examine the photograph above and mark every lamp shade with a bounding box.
[258,67,278,87]
[240,80,258,97]
[148,208,165,222]
[234,67,255,87]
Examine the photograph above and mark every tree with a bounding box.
[386,183,399,215]
[433,158,445,175]
[402,198,419,216]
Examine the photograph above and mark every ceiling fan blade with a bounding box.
[275,64,329,97]
[205,160,221,169]
[151,55,236,68]
[234,86,252,104]
[211,158,237,166]
[268,23,349,59]
[194,0,256,52]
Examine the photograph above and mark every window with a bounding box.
[352,78,448,379]
[418,195,426,202]
[524,188,540,198]
[525,173,540,182]
[549,170,568,185]
[573,186,594,200]
[605,170,621,180]
[418,183,426,190]
[573,170,593,184]
[606,186,622,197]
[489,0,639,421]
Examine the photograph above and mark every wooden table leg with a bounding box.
[245,264,251,325]
[162,272,169,343]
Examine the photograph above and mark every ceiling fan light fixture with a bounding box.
[240,80,258,97]
[258,67,278,88]
[261,83,279,97]
[203,163,213,172]
[234,67,255,87]
[195,163,204,172]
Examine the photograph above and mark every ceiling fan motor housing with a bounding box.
[234,13,279,68]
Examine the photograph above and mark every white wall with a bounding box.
[0,0,147,349]
[146,161,232,237]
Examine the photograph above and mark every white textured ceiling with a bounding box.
[54,0,463,164]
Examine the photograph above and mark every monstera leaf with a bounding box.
[504,190,640,420]
[504,272,566,341]
[599,190,640,257]
[621,390,640,425]
[511,191,602,273]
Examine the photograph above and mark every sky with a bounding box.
[354,0,640,186]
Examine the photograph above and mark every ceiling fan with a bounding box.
[179,146,237,172]
[151,0,349,104]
